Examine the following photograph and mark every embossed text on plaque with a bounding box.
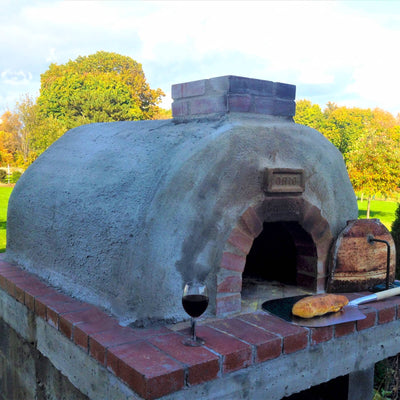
[263,168,304,194]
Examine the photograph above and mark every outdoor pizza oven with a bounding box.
[4,75,394,327]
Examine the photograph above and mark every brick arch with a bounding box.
[216,198,333,316]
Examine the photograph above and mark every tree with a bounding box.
[346,127,400,217]
[0,110,22,166]
[321,106,373,161]
[294,100,325,131]
[0,111,21,154]
[14,95,40,165]
[37,51,165,129]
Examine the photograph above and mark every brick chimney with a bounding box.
[171,75,296,120]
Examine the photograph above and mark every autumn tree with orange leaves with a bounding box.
[295,102,400,216]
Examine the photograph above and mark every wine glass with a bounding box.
[182,281,209,346]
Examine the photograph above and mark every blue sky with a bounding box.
[1,0,400,116]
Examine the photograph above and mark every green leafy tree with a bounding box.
[14,95,40,165]
[30,115,66,157]
[14,94,66,166]
[321,106,373,161]
[37,51,165,129]
[347,128,400,217]
[294,100,325,131]
[0,169,6,182]
[0,110,22,164]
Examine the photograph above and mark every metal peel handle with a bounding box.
[349,286,400,307]
[375,286,400,301]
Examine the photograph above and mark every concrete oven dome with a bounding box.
[5,76,358,326]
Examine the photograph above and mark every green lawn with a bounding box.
[357,200,398,231]
[0,188,397,253]
[0,186,13,252]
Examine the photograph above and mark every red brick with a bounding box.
[240,207,263,237]
[220,252,246,272]
[14,284,25,303]
[217,275,242,293]
[0,265,25,275]
[4,278,16,297]
[254,96,274,114]
[189,96,226,115]
[301,204,322,232]
[74,317,120,352]
[369,300,397,324]
[211,318,281,363]
[59,307,109,340]
[296,255,317,275]
[334,321,356,337]
[1,270,31,298]
[239,312,308,354]
[11,277,55,311]
[227,227,253,255]
[129,326,173,339]
[15,278,56,311]
[171,101,189,117]
[35,298,47,320]
[90,326,142,365]
[5,275,36,303]
[310,326,333,345]
[216,293,241,315]
[107,341,184,400]
[192,325,252,373]
[171,80,205,99]
[0,275,5,290]
[273,98,296,116]
[149,332,219,385]
[228,94,252,112]
[35,292,88,328]
[356,306,377,331]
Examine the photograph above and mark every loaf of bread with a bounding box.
[292,294,349,319]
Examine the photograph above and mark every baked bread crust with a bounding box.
[292,294,349,318]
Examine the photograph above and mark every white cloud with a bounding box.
[0,0,399,115]
[46,48,58,63]
[1,69,32,85]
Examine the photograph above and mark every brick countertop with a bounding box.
[0,259,397,400]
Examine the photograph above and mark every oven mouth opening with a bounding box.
[241,221,317,310]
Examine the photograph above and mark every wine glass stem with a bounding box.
[191,318,197,341]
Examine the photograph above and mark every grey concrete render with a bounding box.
[5,113,358,326]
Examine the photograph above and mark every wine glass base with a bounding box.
[182,337,205,347]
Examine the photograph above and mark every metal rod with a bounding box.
[367,235,391,290]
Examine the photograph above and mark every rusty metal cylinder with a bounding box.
[327,219,396,292]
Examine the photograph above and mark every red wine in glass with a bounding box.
[182,282,209,346]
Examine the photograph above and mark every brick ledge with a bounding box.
[0,259,397,399]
